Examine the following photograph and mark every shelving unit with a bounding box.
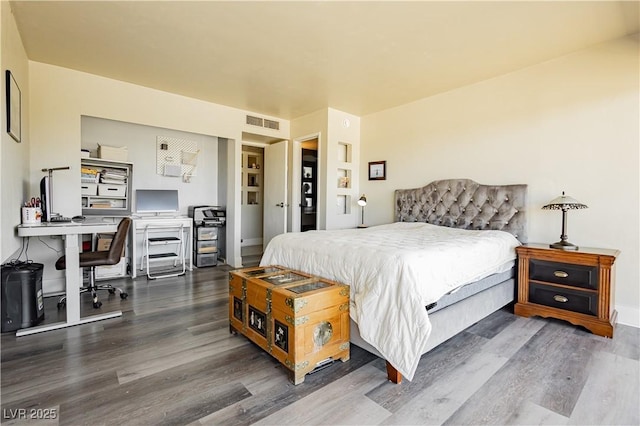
[81,158,133,216]
[242,147,263,206]
[336,142,353,215]
[142,224,186,279]
[301,148,317,232]
[242,149,263,206]
[241,146,264,249]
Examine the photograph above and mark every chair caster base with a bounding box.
[93,301,103,309]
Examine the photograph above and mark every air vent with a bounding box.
[263,119,280,130]
[246,115,280,131]
[246,115,264,127]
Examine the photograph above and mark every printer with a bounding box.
[188,206,226,267]
[189,205,226,227]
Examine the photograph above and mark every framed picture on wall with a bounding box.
[368,161,386,180]
[5,70,21,143]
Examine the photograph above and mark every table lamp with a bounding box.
[357,194,367,228]
[542,191,588,250]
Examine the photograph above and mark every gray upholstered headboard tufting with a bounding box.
[395,178,527,243]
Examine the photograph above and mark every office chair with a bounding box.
[55,217,131,309]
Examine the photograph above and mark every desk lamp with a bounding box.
[41,166,70,221]
[357,194,367,228]
[542,191,588,250]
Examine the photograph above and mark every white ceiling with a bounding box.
[9,1,639,120]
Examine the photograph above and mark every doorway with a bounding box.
[240,145,264,265]
[300,139,318,232]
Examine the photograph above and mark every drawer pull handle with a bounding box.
[553,295,569,303]
[554,271,569,278]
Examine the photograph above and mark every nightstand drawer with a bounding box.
[529,282,597,316]
[529,259,597,290]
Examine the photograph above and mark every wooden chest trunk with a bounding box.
[229,265,350,384]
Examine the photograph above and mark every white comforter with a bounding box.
[260,222,520,381]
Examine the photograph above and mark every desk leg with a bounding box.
[16,233,122,337]
[187,225,193,271]
[65,234,81,323]
[131,227,137,279]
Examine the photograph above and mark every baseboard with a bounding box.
[43,277,65,297]
[241,238,263,247]
[616,304,640,328]
[228,256,244,268]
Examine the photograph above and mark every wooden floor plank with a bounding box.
[504,401,569,425]
[1,267,638,426]
[58,345,263,424]
[479,315,547,358]
[443,320,598,424]
[465,306,518,339]
[365,330,488,412]
[568,350,640,426]
[116,329,250,384]
[195,344,378,425]
[382,351,508,425]
[253,363,392,425]
[381,316,546,425]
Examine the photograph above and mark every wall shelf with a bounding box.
[81,158,133,216]
[242,149,263,206]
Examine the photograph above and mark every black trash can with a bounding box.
[1,262,45,333]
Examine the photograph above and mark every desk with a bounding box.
[16,220,121,336]
[130,216,193,278]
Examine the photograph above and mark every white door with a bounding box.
[263,140,288,249]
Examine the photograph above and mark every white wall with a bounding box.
[81,116,219,216]
[325,108,362,230]
[290,108,362,230]
[290,109,328,229]
[0,2,30,263]
[25,61,289,290]
[360,35,639,326]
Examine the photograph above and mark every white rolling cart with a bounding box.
[130,217,193,279]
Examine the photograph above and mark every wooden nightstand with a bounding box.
[514,243,620,337]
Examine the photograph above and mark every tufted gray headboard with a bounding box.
[395,178,527,243]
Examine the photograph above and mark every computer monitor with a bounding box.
[135,189,179,214]
[39,176,53,222]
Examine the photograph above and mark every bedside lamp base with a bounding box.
[550,240,579,250]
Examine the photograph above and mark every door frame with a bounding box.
[240,142,266,248]
[291,132,321,232]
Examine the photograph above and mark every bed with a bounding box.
[260,178,527,383]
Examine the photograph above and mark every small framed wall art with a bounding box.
[368,161,386,180]
[5,70,21,143]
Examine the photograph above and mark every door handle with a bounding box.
[276,202,287,208]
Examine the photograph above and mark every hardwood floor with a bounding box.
[1,266,638,425]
